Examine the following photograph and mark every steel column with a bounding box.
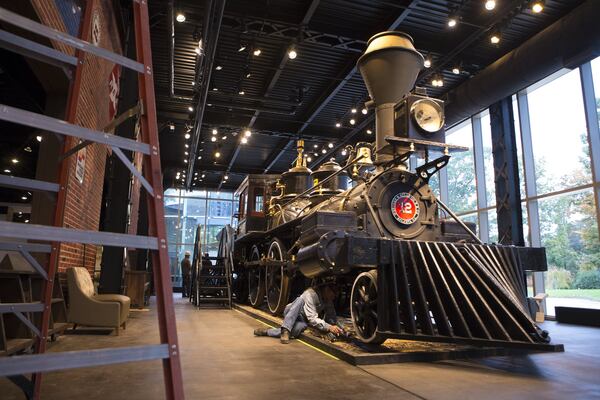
[471,115,490,242]
[489,97,525,246]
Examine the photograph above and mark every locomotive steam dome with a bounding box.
[357,31,424,162]
[310,159,348,198]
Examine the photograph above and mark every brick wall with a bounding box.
[31,0,124,274]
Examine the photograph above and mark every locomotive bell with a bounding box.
[357,31,424,163]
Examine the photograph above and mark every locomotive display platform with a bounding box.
[233,303,561,366]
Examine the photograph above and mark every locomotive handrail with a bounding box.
[280,154,367,209]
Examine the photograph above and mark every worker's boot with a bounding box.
[253,328,268,336]
[280,328,291,344]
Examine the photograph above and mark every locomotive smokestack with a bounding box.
[357,32,423,163]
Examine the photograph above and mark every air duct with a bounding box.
[445,0,600,127]
[357,31,424,163]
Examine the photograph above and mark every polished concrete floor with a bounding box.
[1,295,599,399]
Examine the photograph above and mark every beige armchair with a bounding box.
[66,267,130,335]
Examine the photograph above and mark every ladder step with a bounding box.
[0,344,169,376]
[197,298,230,302]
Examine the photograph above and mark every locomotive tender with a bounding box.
[228,31,555,348]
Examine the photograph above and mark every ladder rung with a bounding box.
[199,286,230,290]
[0,242,52,253]
[0,302,44,313]
[0,344,169,376]
[0,28,77,70]
[0,174,59,193]
[0,104,151,154]
[198,275,227,278]
[197,298,230,302]
[0,7,145,73]
[0,221,159,250]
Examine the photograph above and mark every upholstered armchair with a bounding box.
[66,267,130,335]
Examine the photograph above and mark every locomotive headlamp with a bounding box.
[410,99,445,133]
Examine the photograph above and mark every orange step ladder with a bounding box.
[0,1,184,399]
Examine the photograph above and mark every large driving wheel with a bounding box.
[248,245,265,307]
[351,270,386,345]
[265,239,290,315]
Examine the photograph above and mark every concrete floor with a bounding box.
[1,295,599,400]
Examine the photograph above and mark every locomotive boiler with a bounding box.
[225,31,556,349]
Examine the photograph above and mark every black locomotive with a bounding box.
[224,31,555,349]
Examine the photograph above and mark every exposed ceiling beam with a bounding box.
[218,0,321,189]
[265,0,422,172]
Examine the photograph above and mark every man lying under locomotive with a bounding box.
[253,283,344,344]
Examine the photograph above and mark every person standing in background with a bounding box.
[181,251,192,297]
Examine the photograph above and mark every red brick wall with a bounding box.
[31,0,124,274]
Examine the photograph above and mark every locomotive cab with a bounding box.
[234,174,279,237]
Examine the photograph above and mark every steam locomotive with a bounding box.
[224,31,556,349]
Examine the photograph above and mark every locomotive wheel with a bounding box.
[248,245,265,307]
[265,239,290,315]
[350,270,386,345]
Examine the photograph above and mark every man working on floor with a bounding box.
[254,282,343,344]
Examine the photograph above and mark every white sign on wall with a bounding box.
[76,146,86,184]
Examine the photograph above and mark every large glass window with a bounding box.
[446,120,477,213]
[479,110,496,207]
[528,69,592,194]
[163,189,235,287]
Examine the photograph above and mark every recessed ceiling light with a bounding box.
[184,159,188,163]
[224,175,229,180]
[244,130,252,137]
[176,13,186,22]
[36,135,42,142]
[341,149,347,156]
[335,122,341,128]
[185,144,189,148]
[490,33,500,44]
[245,72,252,78]
[21,196,27,200]
[328,143,333,148]
[253,49,261,56]
[241,137,248,144]
[321,149,326,154]
[211,137,217,142]
[212,87,218,91]
[188,106,194,112]
[485,0,496,11]
[3,169,10,173]
[448,17,457,28]
[222,136,227,140]
[349,119,356,125]
[452,67,460,74]
[238,90,245,95]
[351,108,357,114]
[313,144,318,148]
[307,157,312,162]
[184,151,189,155]
[185,133,191,139]
[215,65,222,70]
[531,0,544,13]
[24,147,32,152]
[212,129,218,135]
[361,108,368,115]
[169,124,175,131]
[366,129,372,134]
[424,58,431,68]
[238,45,247,52]
[197,156,202,160]
[11,159,18,164]
[215,152,221,158]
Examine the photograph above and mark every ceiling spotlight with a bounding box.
[452,66,460,74]
[448,17,457,28]
[341,150,347,156]
[335,122,341,128]
[21,196,27,200]
[211,136,217,142]
[185,133,191,139]
[198,156,202,160]
[366,129,372,134]
[184,151,189,155]
[212,87,218,91]
[424,58,432,68]
[349,119,356,125]
[288,48,297,59]
[531,0,544,13]
[169,123,175,131]
[215,151,221,158]
[24,147,32,153]
[195,47,201,55]
[176,13,186,23]
[184,159,188,163]
[238,44,247,52]
[11,158,18,164]
[328,143,333,148]
[485,0,496,11]
[3,169,10,173]
[244,129,252,137]
[253,48,261,56]
[224,175,229,180]
[188,106,194,112]
[361,108,368,115]
[241,137,248,144]
[36,135,42,142]
[313,152,318,157]
[307,156,312,162]
[195,172,198,175]
[192,81,195,86]
[212,129,218,135]
[245,71,252,78]
[215,65,223,71]
[313,144,318,148]
[202,174,206,178]
[238,90,245,95]
[222,136,227,140]
[490,32,501,44]
[321,149,327,154]
[351,108,357,114]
